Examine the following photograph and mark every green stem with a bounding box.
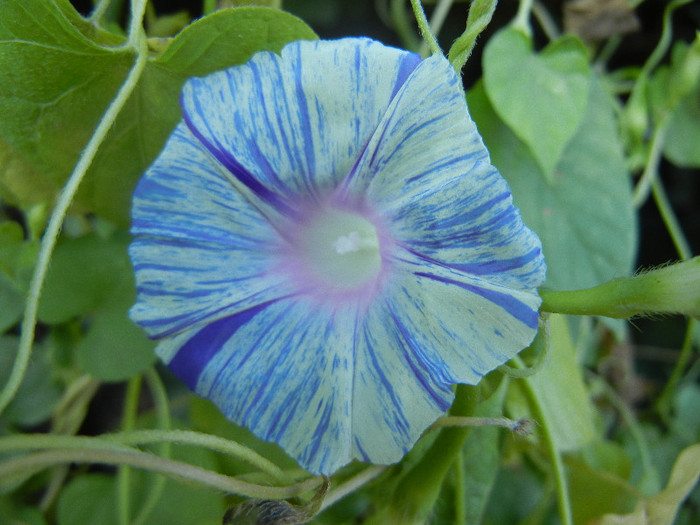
[372,385,478,523]
[118,376,142,525]
[512,0,534,36]
[106,429,295,485]
[89,0,113,24]
[320,465,387,512]
[632,116,669,208]
[539,258,700,318]
[0,448,319,499]
[656,319,698,420]
[447,0,498,73]
[531,0,560,41]
[652,176,693,260]
[131,369,171,525]
[418,0,454,56]
[643,0,693,77]
[589,373,654,484]
[515,356,573,525]
[409,0,443,55]
[0,0,149,417]
[0,434,137,455]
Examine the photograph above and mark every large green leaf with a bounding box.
[468,76,637,291]
[482,28,590,180]
[0,1,317,226]
[0,0,132,199]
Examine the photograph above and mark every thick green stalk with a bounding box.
[367,385,478,524]
[539,258,700,319]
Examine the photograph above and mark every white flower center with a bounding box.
[301,210,382,290]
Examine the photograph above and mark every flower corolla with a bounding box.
[129,37,546,475]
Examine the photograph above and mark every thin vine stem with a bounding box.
[642,0,693,78]
[409,0,443,55]
[418,0,454,56]
[89,0,113,24]
[118,376,142,525]
[532,0,560,41]
[651,176,693,260]
[131,369,172,525]
[319,465,387,511]
[106,429,294,485]
[0,0,149,417]
[0,448,320,500]
[0,429,293,485]
[632,116,670,208]
[587,373,654,485]
[514,356,573,525]
[512,0,534,36]
[656,319,698,420]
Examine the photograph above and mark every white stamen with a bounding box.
[333,231,361,254]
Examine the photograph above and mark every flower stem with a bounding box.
[320,465,387,512]
[631,116,669,208]
[117,376,142,525]
[131,369,172,525]
[106,429,295,485]
[418,0,454,57]
[512,0,534,36]
[514,356,573,525]
[0,448,319,499]
[539,258,700,318]
[656,319,698,420]
[409,0,443,55]
[447,0,498,73]
[0,0,149,417]
[366,385,478,524]
[652,176,693,260]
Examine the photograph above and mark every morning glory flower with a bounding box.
[129,37,546,475]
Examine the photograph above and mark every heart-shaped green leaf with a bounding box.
[468,75,637,291]
[483,28,590,180]
[0,1,317,226]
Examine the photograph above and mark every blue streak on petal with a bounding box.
[180,94,294,215]
[169,303,269,390]
[414,271,539,329]
[390,51,422,98]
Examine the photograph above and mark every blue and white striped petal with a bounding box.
[180,38,421,209]
[385,251,542,385]
[156,299,356,474]
[344,53,545,290]
[155,293,457,474]
[129,123,292,339]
